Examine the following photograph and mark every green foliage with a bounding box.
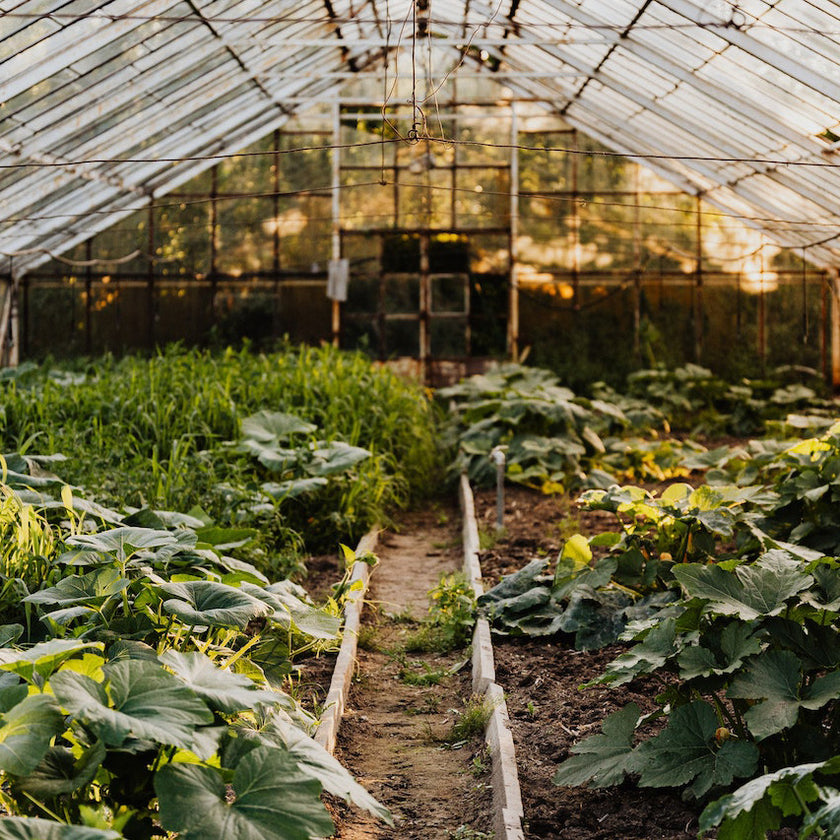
[0,344,442,557]
[0,471,389,837]
[438,364,672,493]
[552,702,641,787]
[0,345,428,836]
[547,421,840,838]
[439,362,832,496]
[154,749,334,840]
[449,694,494,743]
[405,573,477,653]
[477,479,754,649]
[625,363,832,437]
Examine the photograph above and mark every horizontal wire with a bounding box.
[3,134,840,171]
[1,10,839,35]
[3,176,839,234]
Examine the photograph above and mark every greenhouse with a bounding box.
[4,2,840,839]
[3,0,840,384]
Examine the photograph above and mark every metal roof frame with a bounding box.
[3,0,840,276]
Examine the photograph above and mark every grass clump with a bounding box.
[397,658,452,687]
[0,344,444,562]
[448,827,493,839]
[449,693,494,743]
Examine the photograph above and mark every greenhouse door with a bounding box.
[341,232,472,361]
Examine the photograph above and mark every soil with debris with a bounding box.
[473,484,799,840]
[328,504,494,840]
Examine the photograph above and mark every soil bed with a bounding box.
[473,485,797,840]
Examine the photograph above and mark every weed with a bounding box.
[478,525,506,550]
[470,746,490,778]
[356,624,380,652]
[400,572,477,654]
[402,624,450,653]
[449,693,494,743]
[423,694,441,713]
[397,659,450,687]
[448,825,493,839]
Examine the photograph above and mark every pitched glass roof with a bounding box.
[3,0,840,275]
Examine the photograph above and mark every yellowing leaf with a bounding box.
[560,534,592,569]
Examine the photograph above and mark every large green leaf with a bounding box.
[245,445,299,473]
[245,713,392,824]
[261,477,328,500]
[803,790,840,837]
[713,799,781,840]
[236,412,318,472]
[66,527,185,561]
[727,650,840,740]
[24,568,130,607]
[553,703,641,787]
[160,651,291,714]
[678,622,763,680]
[557,588,630,650]
[155,747,334,840]
[590,617,679,687]
[239,583,340,639]
[636,701,759,797]
[50,660,214,754]
[0,694,65,776]
[801,562,840,612]
[0,640,104,683]
[479,559,549,606]
[15,493,124,526]
[699,763,823,838]
[0,625,23,648]
[159,580,271,629]
[14,740,106,798]
[305,442,371,477]
[241,411,318,442]
[673,551,812,620]
[194,526,257,552]
[0,818,119,840]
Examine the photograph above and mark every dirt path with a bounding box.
[329,503,494,839]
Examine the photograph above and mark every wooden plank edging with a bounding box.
[314,528,379,754]
[460,473,526,840]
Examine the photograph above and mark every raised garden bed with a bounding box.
[472,485,801,840]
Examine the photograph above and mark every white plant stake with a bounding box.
[492,447,506,532]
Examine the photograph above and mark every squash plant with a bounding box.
[478,481,767,649]
[551,424,840,837]
[0,461,389,838]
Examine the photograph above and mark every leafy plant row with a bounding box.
[440,362,835,495]
[0,453,389,839]
[480,420,840,837]
[0,344,442,561]
[0,346,435,838]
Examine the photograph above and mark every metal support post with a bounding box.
[508,103,519,360]
[331,100,341,346]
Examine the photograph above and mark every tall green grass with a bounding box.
[0,344,443,559]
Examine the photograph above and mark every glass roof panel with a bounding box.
[5,0,840,276]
